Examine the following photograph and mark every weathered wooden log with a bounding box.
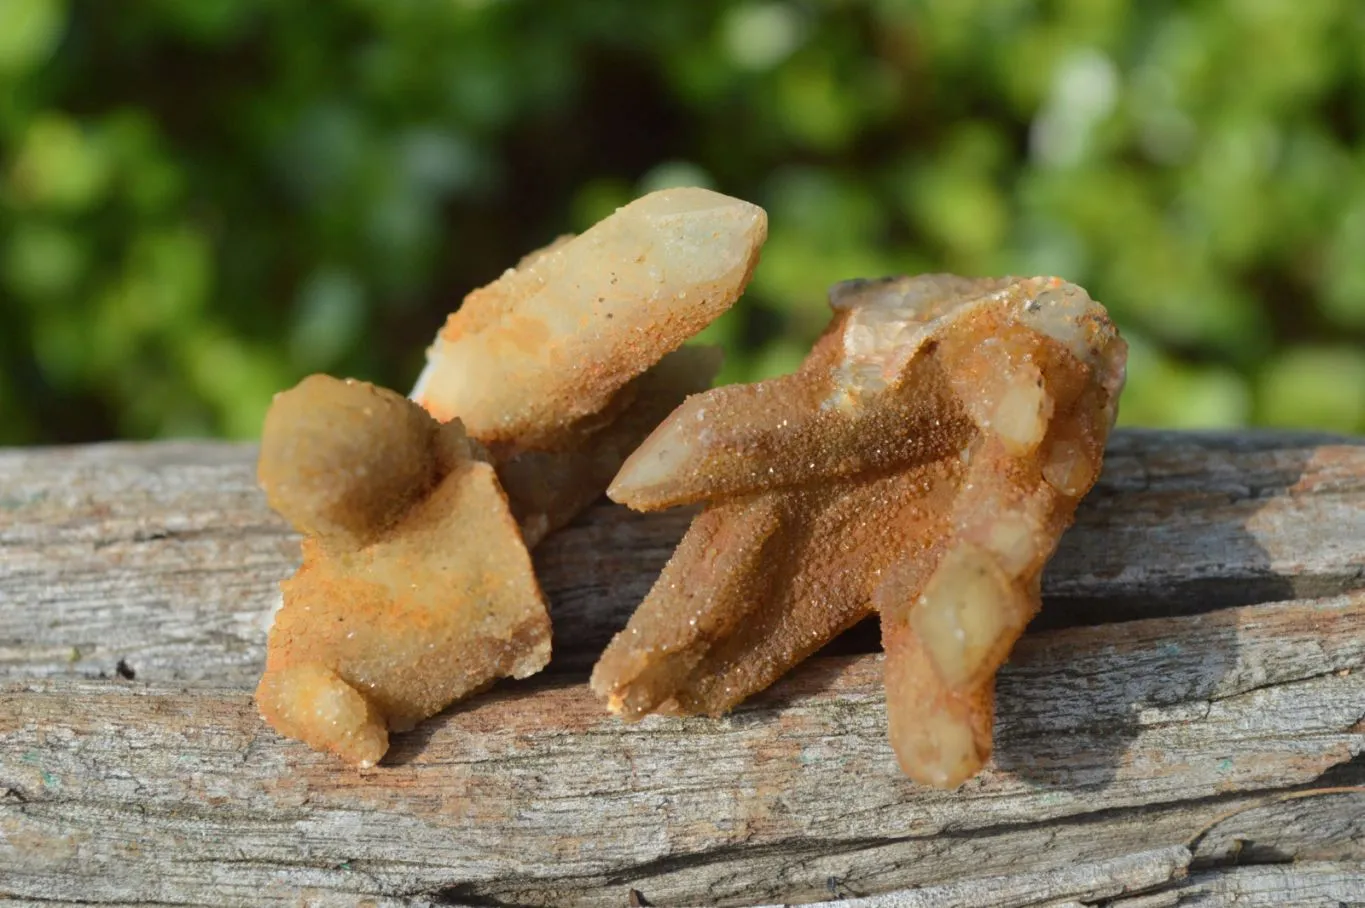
[1,430,1363,906]
[4,430,1362,684]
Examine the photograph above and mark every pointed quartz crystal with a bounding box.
[410,187,766,544]
[413,187,768,449]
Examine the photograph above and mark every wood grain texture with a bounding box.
[2,430,1363,683]
[794,846,1193,907]
[1,431,1364,906]
[1111,863,1365,907]
[2,594,1362,905]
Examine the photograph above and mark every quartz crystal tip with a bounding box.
[414,187,767,449]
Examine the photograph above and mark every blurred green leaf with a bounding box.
[2,0,1364,443]
[720,2,805,72]
[2,221,87,299]
[1117,334,1252,429]
[291,268,367,370]
[7,114,113,211]
[1257,346,1365,433]
[639,161,714,193]
[0,0,65,75]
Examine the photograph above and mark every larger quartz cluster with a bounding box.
[596,274,1127,788]
[256,188,767,766]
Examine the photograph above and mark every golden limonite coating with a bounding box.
[597,275,1127,789]
[255,190,767,765]
[256,376,551,767]
[412,187,767,545]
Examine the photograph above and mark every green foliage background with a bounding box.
[3,0,1364,444]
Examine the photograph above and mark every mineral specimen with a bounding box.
[596,274,1127,788]
[256,375,550,767]
[256,188,766,766]
[411,187,766,544]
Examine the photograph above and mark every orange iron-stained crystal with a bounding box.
[410,187,766,545]
[597,274,1127,788]
[256,375,551,767]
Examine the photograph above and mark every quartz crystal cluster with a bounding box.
[255,188,768,766]
[254,184,1124,785]
[256,376,550,768]
[596,274,1127,788]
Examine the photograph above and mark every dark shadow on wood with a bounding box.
[1041,432,1365,627]
[994,443,1315,792]
[536,502,694,675]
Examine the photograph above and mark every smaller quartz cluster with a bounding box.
[256,189,767,766]
[257,376,549,767]
[597,274,1127,788]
